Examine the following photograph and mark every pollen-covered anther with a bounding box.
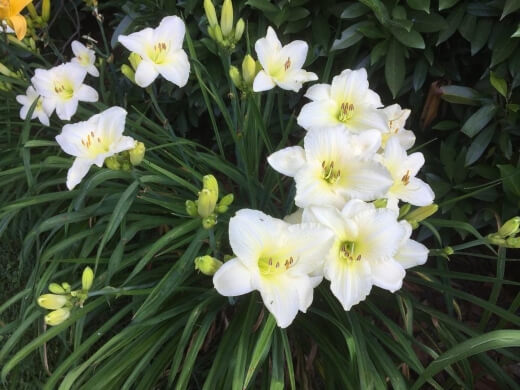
[322,160,341,184]
[284,57,291,71]
[338,102,355,122]
[401,170,411,185]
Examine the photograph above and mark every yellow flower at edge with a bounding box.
[0,0,32,40]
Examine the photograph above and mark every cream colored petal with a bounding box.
[213,258,254,297]
[267,146,306,177]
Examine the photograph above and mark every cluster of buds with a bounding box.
[37,266,94,326]
[25,0,51,29]
[487,216,520,248]
[194,255,223,276]
[400,204,439,229]
[229,54,261,93]
[105,141,146,171]
[186,174,234,229]
[204,0,244,51]
[120,52,142,85]
[0,62,23,91]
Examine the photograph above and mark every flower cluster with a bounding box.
[37,266,94,326]
[213,58,435,326]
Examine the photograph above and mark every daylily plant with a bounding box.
[253,26,317,92]
[213,209,333,328]
[31,62,98,121]
[303,200,426,310]
[377,137,435,210]
[118,15,190,88]
[55,106,136,190]
[267,127,393,209]
[297,68,387,133]
[0,0,31,40]
[16,85,52,126]
[71,40,99,77]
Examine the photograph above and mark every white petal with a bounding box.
[156,49,190,87]
[339,160,393,201]
[294,167,346,209]
[297,100,338,131]
[134,61,160,88]
[56,99,79,121]
[267,146,306,177]
[330,68,368,105]
[395,239,428,269]
[283,209,303,224]
[279,40,308,70]
[213,258,253,297]
[16,94,29,105]
[110,136,136,155]
[19,105,30,120]
[396,177,435,206]
[306,206,356,237]
[76,85,99,102]
[365,89,383,107]
[96,106,128,139]
[348,130,381,158]
[325,259,372,311]
[370,258,405,292]
[396,129,416,150]
[62,63,88,89]
[405,152,425,176]
[66,158,92,190]
[255,26,281,70]
[340,199,374,219]
[276,69,317,92]
[154,15,186,49]
[304,83,331,101]
[349,106,388,133]
[253,70,275,92]
[56,121,90,157]
[71,40,85,57]
[118,28,154,58]
[37,111,50,126]
[303,126,350,162]
[87,65,99,77]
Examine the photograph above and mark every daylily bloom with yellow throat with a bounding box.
[0,0,32,40]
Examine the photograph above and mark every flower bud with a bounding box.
[487,233,506,246]
[42,0,51,22]
[49,283,65,294]
[215,204,229,214]
[186,200,198,217]
[121,64,136,84]
[234,18,245,42]
[45,308,70,326]
[207,25,216,40]
[198,189,216,218]
[213,24,224,44]
[229,66,242,88]
[203,175,219,196]
[373,198,388,209]
[202,215,217,229]
[219,193,234,207]
[38,294,68,310]
[398,203,411,219]
[105,155,121,170]
[220,0,234,37]
[128,52,142,71]
[82,266,94,291]
[129,141,146,166]
[241,55,257,85]
[404,204,438,224]
[121,161,132,171]
[506,237,520,248]
[498,217,520,238]
[194,255,223,275]
[61,282,71,292]
[204,0,218,27]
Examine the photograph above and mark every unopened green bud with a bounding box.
[229,66,242,88]
[220,0,234,37]
[129,141,145,166]
[105,156,121,170]
[404,204,438,223]
[398,203,411,219]
[61,282,71,293]
[409,220,419,230]
[234,18,245,42]
[128,52,142,71]
[498,217,520,238]
[45,308,70,326]
[49,283,65,294]
[443,246,454,255]
[216,204,229,214]
[198,189,217,218]
[506,237,520,248]
[373,198,387,209]
[203,175,219,195]
[186,200,198,217]
[121,161,132,171]
[42,0,51,22]
[487,233,506,246]
[204,0,218,27]
[241,54,257,85]
[37,294,68,310]
[194,255,223,275]
[219,193,234,207]
[213,24,224,44]
[82,266,94,291]
[202,215,217,229]
[121,64,136,84]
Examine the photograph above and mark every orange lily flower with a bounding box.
[0,0,32,40]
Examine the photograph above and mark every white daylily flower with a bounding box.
[31,63,98,121]
[55,106,136,190]
[267,127,393,209]
[253,26,317,92]
[297,68,387,133]
[303,200,407,310]
[71,40,99,77]
[213,209,334,328]
[394,220,428,269]
[118,15,190,88]
[377,137,435,210]
[381,104,415,150]
[16,86,52,126]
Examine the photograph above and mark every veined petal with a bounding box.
[66,158,92,190]
[56,98,79,121]
[279,40,308,70]
[294,167,346,209]
[255,27,281,71]
[134,60,159,87]
[348,130,381,158]
[348,106,388,133]
[405,152,425,176]
[395,239,428,269]
[87,65,100,77]
[297,100,338,131]
[325,259,372,311]
[267,146,306,177]
[306,206,356,238]
[276,69,317,92]
[56,121,91,157]
[156,49,190,87]
[71,40,86,57]
[37,110,50,126]
[153,15,186,49]
[253,70,275,92]
[330,68,368,106]
[76,85,99,102]
[370,258,405,292]
[395,177,435,206]
[365,89,383,107]
[304,83,331,101]
[118,28,154,58]
[96,106,127,140]
[341,199,374,220]
[338,159,392,201]
[213,258,253,297]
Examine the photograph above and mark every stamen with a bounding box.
[401,170,411,185]
[322,160,341,184]
[338,102,355,122]
[284,57,291,71]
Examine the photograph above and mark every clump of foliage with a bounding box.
[0,0,519,389]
